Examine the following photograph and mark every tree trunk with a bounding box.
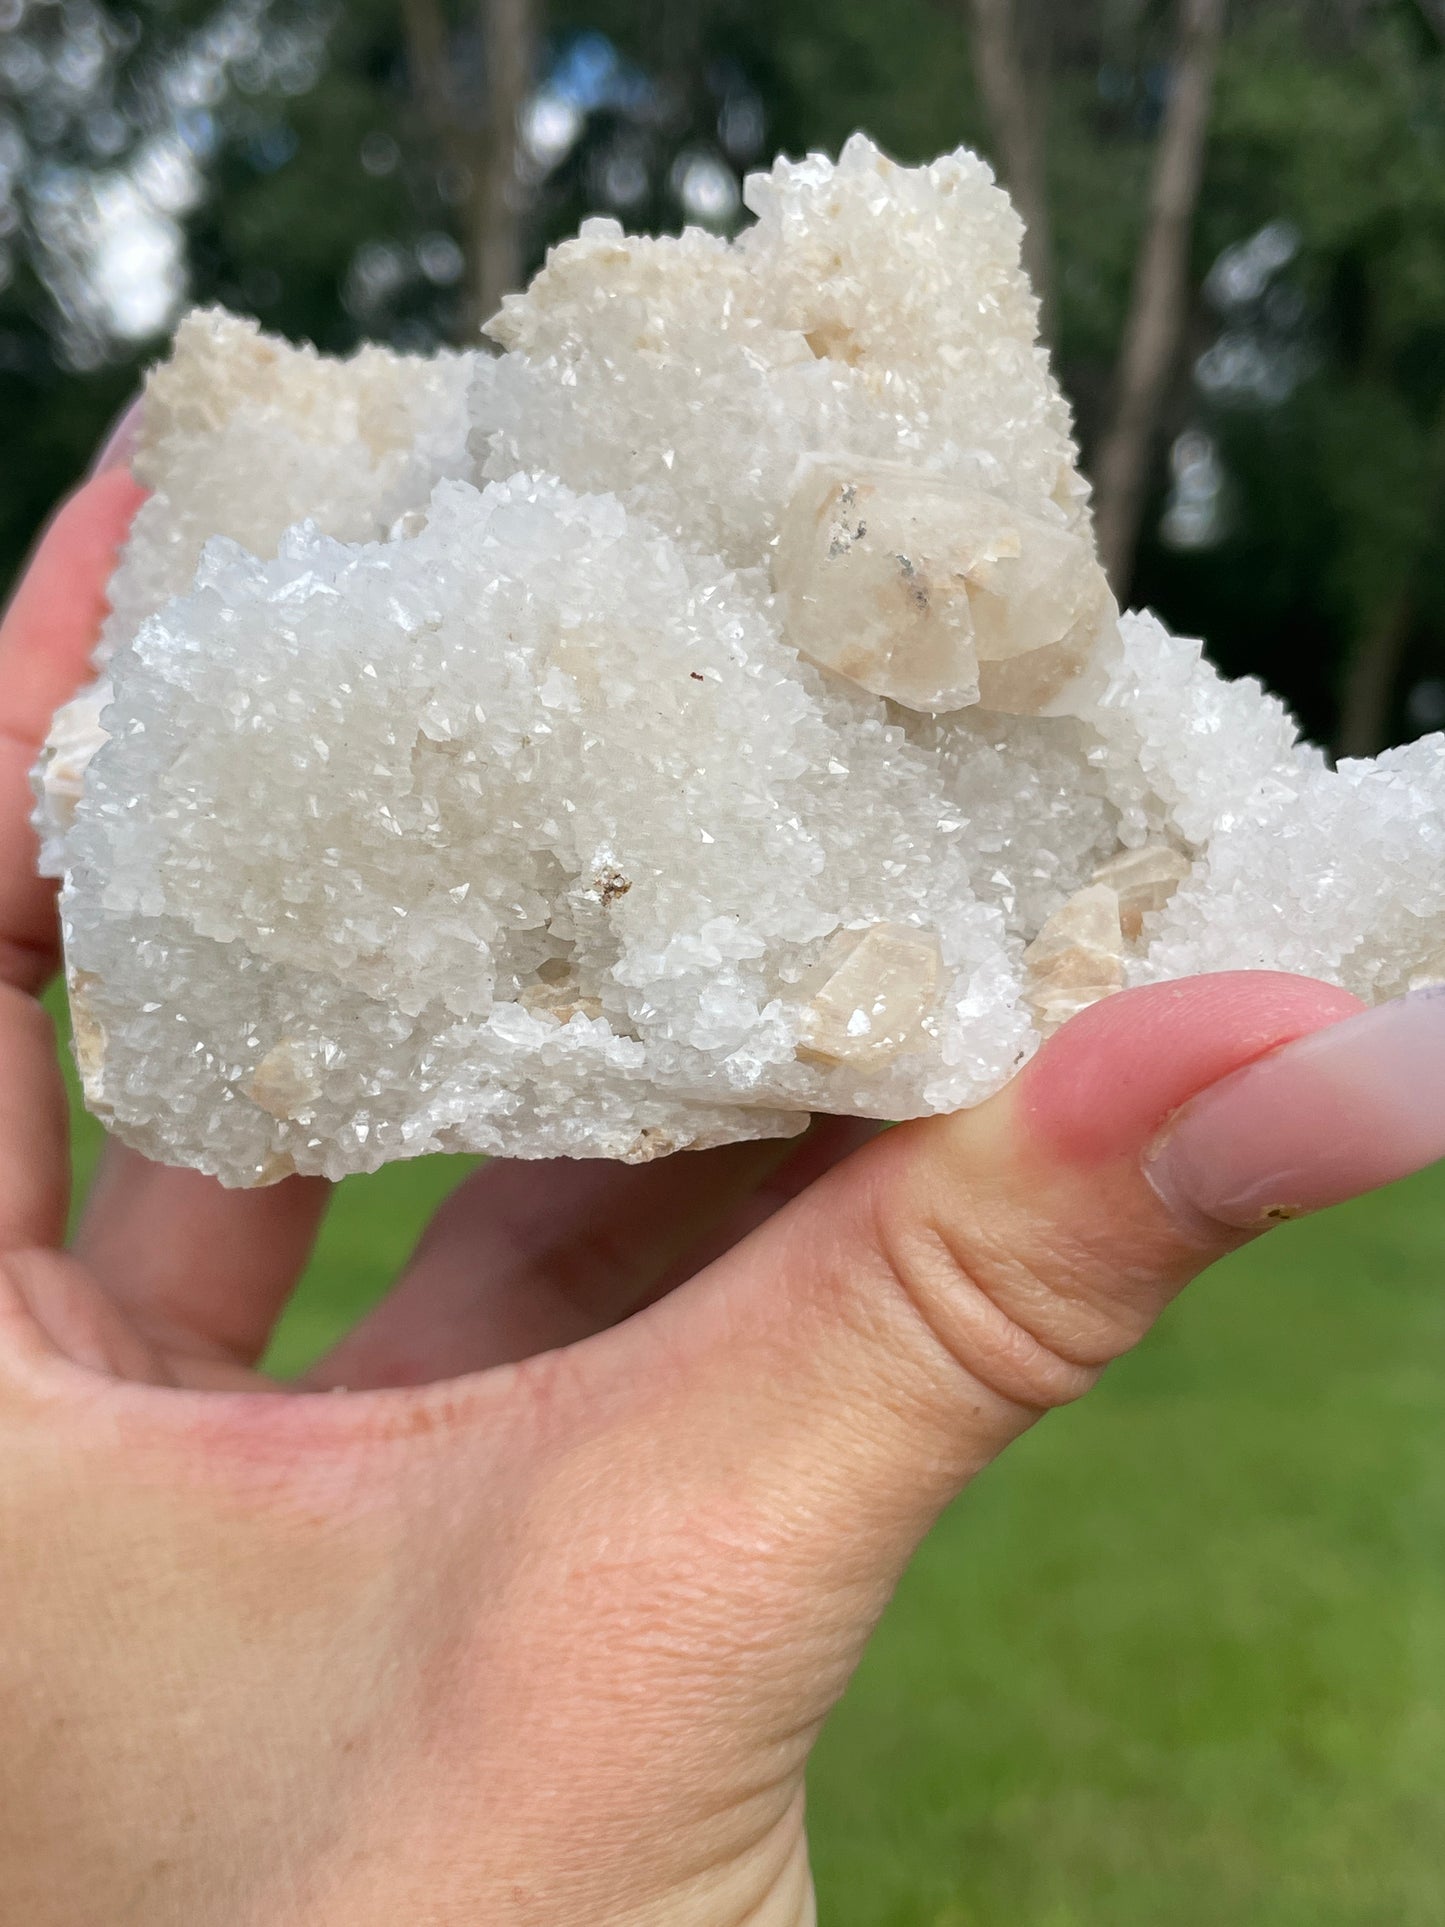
[1092,0,1228,598]
[402,0,536,342]
[401,0,458,154]
[1336,589,1414,759]
[963,0,1053,323]
[1335,394,1445,756]
[469,0,535,332]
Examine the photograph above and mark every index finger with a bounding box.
[0,466,147,992]
[0,464,145,1250]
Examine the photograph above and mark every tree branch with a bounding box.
[469,0,534,332]
[401,0,464,173]
[403,0,536,341]
[962,0,1053,323]
[1092,0,1228,597]
[1336,393,1445,755]
[1337,588,1414,758]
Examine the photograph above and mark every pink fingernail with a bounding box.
[1146,986,1445,1231]
[87,396,144,478]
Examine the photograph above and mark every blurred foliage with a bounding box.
[1162,0,1445,738]
[1,0,1443,745]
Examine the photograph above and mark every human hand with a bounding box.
[3,451,1444,1926]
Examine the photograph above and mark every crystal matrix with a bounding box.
[35,137,1445,1186]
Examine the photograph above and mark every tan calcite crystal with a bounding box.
[1023,847,1191,1030]
[620,1125,686,1164]
[518,967,605,1025]
[1409,948,1445,992]
[36,680,111,855]
[1090,844,1193,941]
[67,967,109,1112]
[773,456,1113,716]
[243,1039,326,1121]
[1023,883,1127,1034]
[798,923,943,1070]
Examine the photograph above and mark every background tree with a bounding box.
[1168,0,1445,750]
[402,0,536,334]
[1093,0,1228,595]
[956,0,1053,319]
[1,0,1442,750]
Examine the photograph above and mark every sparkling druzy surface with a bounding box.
[35,137,1445,1185]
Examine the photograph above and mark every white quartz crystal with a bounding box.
[34,136,1445,1186]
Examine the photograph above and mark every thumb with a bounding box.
[643,972,1445,1612]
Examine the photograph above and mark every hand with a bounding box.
[3,454,1442,1927]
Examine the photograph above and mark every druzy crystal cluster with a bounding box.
[36,137,1445,1186]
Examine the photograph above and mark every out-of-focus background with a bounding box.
[11,1,1445,1919]
[5,0,1445,744]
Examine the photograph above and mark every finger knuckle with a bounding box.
[866,1188,1114,1414]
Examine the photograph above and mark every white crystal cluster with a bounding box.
[36,137,1445,1186]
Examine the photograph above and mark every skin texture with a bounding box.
[0,469,1384,1926]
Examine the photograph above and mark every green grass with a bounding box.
[809,1168,1445,1925]
[55,993,1445,1921]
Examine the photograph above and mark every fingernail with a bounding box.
[1146,985,1445,1231]
[87,396,144,478]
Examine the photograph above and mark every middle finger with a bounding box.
[305,1130,818,1389]
[74,1142,330,1371]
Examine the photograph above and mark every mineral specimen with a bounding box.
[35,136,1445,1187]
[772,457,1111,715]
[797,925,945,1071]
[1022,885,1128,1037]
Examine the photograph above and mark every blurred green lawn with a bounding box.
[57,998,1445,1924]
